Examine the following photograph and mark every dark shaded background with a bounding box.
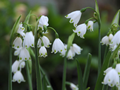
[0,0,120,90]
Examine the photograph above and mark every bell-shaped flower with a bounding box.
[19,60,25,69]
[60,45,67,57]
[115,64,120,76]
[39,46,47,57]
[65,10,82,27]
[14,47,22,56]
[41,36,51,48]
[72,43,82,55]
[73,23,87,38]
[87,21,93,31]
[37,36,51,48]
[12,60,20,73]
[13,37,22,48]
[17,23,25,37]
[102,68,119,87]
[12,71,25,83]
[38,15,49,30]
[70,83,78,90]
[19,47,31,60]
[110,31,120,47]
[101,35,109,45]
[51,38,65,54]
[23,31,34,48]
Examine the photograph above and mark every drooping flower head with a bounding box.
[65,10,82,27]
[87,21,94,31]
[101,36,109,45]
[73,23,87,38]
[37,36,51,48]
[39,46,47,57]
[23,31,34,48]
[115,64,120,76]
[12,71,25,83]
[102,68,119,87]
[51,38,65,54]
[110,31,120,48]
[38,15,49,30]
[70,83,78,90]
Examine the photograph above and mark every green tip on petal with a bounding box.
[65,15,68,17]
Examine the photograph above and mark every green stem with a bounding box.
[62,57,67,90]
[8,39,12,90]
[48,27,59,38]
[34,22,42,90]
[39,66,53,90]
[98,22,101,75]
[102,85,108,90]
[25,61,33,90]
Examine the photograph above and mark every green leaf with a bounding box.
[95,44,120,90]
[10,15,21,39]
[76,59,85,90]
[24,11,31,32]
[66,33,75,55]
[83,53,92,88]
[43,74,47,90]
[111,10,120,25]
[95,0,100,15]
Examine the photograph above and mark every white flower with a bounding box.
[102,68,119,87]
[12,71,25,83]
[73,23,87,38]
[17,23,25,37]
[110,31,120,47]
[60,45,67,57]
[19,47,30,60]
[23,31,34,48]
[115,64,120,76]
[12,60,20,73]
[101,36,109,45]
[72,43,82,55]
[37,36,51,48]
[70,83,78,90]
[87,21,93,31]
[12,37,22,48]
[51,38,65,54]
[38,15,49,30]
[19,60,25,69]
[14,47,22,56]
[65,10,82,27]
[39,46,47,57]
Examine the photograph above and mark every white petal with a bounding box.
[13,37,22,48]
[42,36,51,48]
[101,36,109,45]
[87,21,93,31]
[12,60,20,73]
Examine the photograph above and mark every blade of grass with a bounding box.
[83,53,92,88]
[25,61,33,90]
[76,59,85,90]
[8,15,21,90]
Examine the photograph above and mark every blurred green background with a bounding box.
[0,0,120,90]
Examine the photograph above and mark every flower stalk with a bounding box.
[34,21,43,90]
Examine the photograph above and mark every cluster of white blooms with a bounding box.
[37,15,51,57]
[102,64,120,87]
[12,23,34,83]
[65,10,94,38]
[70,83,78,90]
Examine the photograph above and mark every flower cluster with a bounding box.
[102,64,120,87]
[12,23,34,83]
[65,10,94,38]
